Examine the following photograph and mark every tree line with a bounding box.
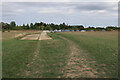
[0,21,119,31]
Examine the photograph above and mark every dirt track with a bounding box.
[21,34,39,40]
[20,31,52,40]
[58,35,107,78]
[39,31,52,40]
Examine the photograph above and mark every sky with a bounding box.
[1,0,119,27]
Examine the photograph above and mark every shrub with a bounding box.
[8,30,10,32]
[2,29,5,32]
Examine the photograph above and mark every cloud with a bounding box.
[38,6,74,14]
[38,8,62,14]
[68,2,118,16]
[2,3,24,16]
[74,2,117,11]
[1,2,118,26]
[2,0,119,2]
[2,2,117,16]
[12,2,117,16]
[3,8,24,16]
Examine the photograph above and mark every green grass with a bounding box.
[2,31,39,78]
[2,39,38,78]
[2,31,70,78]
[0,41,2,79]
[34,33,70,78]
[2,31,118,78]
[55,31,118,78]
[0,31,2,79]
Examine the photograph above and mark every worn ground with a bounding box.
[2,31,118,78]
[20,31,52,40]
[57,35,108,78]
[56,31,118,78]
[39,31,52,40]
[21,34,40,40]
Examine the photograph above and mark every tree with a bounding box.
[46,25,51,30]
[73,26,78,31]
[10,21,16,29]
[22,24,26,29]
[41,25,44,30]
[106,26,118,31]
[40,22,44,26]
[26,24,29,30]
[50,23,55,30]
[30,23,34,29]
[95,27,104,31]
[16,25,19,30]
[77,25,84,30]
[85,26,95,31]
[60,22,67,29]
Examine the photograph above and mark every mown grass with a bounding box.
[2,31,118,78]
[2,31,40,78]
[2,39,38,78]
[28,33,70,78]
[2,31,70,78]
[55,31,118,78]
[0,32,2,79]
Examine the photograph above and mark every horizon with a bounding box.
[1,21,118,28]
[1,2,118,27]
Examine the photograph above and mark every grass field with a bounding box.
[54,31,118,78]
[0,31,2,79]
[2,31,118,78]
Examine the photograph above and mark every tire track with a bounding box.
[58,35,105,78]
[24,31,52,78]
[23,40,42,78]
[23,33,43,78]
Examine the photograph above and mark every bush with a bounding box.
[8,30,10,32]
[2,29,5,32]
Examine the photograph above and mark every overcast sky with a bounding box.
[1,1,118,27]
